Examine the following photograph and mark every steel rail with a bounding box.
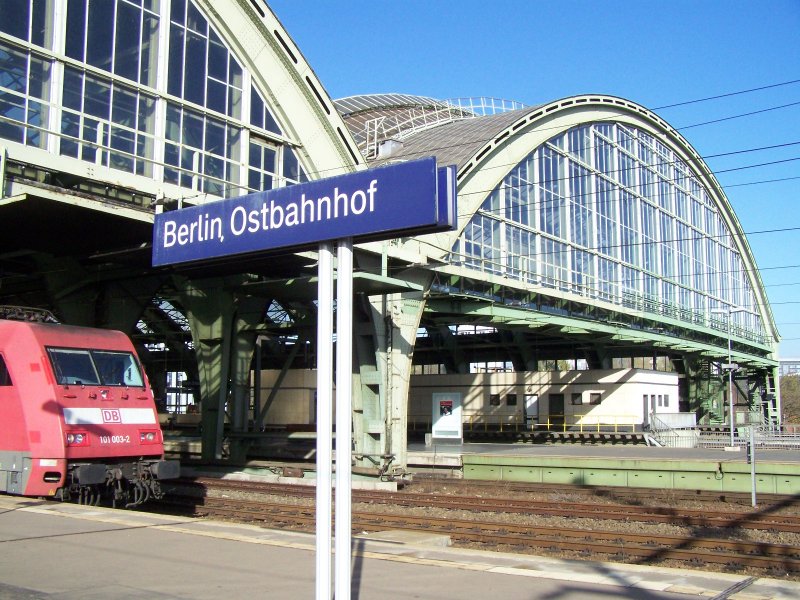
[158,494,800,573]
[181,478,800,532]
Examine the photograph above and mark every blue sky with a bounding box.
[269,0,800,358]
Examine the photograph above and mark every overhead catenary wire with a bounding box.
[402,227,800,309]
[725,175,800,188]
[326,98,800,179]
[170,78,800,202]
[181,142,800,208]
[678,100,800,130]
[412,233,800,276]
[451,152,800,220]
[651,78,800,110]
[414,150,800,271]
[341,83,800,173]
[148,78,798,338]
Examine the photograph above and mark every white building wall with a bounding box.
[257,370,320,426]
[409,369,679,430]
[256,368,679,429]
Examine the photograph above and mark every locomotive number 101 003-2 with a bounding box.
[98,435,130,444]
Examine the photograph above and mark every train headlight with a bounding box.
[139,430,159,444]
[65,432,89,446]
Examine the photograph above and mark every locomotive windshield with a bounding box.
[47,348,145,387]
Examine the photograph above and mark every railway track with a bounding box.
[412,476,798,507]
[157,478,800,575]
[180,477,800,533]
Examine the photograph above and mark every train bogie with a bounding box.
[0,313,179,507]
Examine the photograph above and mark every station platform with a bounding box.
[2,495,799,600]
[164,433,800,494]
[407,443,800,494]
[407,441,800,467]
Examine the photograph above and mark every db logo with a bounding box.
[102,409,122,423]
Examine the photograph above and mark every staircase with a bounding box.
[762,370,781,430]
[645,414,700,448]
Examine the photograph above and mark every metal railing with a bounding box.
[647,412,800,449]
[409,414,640,434]
[646,413,700,448]
[363,96,524,159]
[448,254,769,347]
[0,108,285,203]
[697,426,800,450]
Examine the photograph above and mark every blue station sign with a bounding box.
[153,157,456,266]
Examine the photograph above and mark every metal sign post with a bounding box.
[152,158,456,600]
[749,426,757,507]
[335,239,353,600]
[315,243,334,599]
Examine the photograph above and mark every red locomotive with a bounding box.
[0,307,179,507]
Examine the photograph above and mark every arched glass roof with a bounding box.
[0,0,364,204]
[451,120,766,344]
[347,93,778,357]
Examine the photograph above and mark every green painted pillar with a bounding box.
[363,290,428,472]
[35,255,98,325]
[37,255,168,395]
[179,278,232,461]
[177,275,265,462]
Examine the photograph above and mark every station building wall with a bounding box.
[408,369,679,431]
[256,370,320,426]
[255,368,679,430]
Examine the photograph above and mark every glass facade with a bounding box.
[453,122,765,342]
[0,0,306,198]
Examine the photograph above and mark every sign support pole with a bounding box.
[316,242,334,600]
[335,238,353,600]
[749,426,757,507]
[152,158,455,600]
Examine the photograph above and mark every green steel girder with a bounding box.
[176,275,265,462]
[428,271,774,357]
[423,296,776,368]
[34,253,174,395]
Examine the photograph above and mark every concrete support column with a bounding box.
[351,251,432,473]
[770,365,782,428]
[177,275,263,462]
[438,325,469,374]
[366,292,426,471]
[513,330,540,372]
[588,346,612,370]
[353,297,383,471]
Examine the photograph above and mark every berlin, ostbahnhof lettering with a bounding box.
[161,180,379,248]
[152,157,445,266]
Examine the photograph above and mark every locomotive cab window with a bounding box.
[48,348,100,385]
[93,351,144,387]
[47,348,144,387]
[0,354,11,386]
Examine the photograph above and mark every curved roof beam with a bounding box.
[200,1,364,176]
